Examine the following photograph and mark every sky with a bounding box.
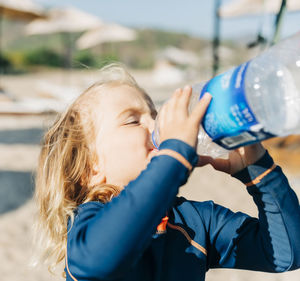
[34,0,300,41]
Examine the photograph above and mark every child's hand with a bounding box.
[158,86,212,149]
[197,142,266,175]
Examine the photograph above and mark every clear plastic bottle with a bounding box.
[152,32,300,157]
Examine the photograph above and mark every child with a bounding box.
[35,63,300,280]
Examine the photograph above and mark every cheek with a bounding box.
[110,130,147,164]
[102,129,149,184]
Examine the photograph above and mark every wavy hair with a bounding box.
[33,63,156,273]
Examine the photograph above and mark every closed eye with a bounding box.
[124,117,140,125]
[126,120,139,125]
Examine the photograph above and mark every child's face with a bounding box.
[93,84,158,187]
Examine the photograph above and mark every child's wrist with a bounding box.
[159,139,198,169]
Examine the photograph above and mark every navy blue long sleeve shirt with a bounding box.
[65,139,300,281]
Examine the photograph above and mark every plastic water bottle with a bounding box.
[152,32,300,158]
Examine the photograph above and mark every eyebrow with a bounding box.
[117,107,144,119]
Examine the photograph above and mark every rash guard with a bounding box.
[65,139,300,281]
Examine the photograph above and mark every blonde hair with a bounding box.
[34,63,156,273]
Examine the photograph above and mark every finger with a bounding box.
[196,155,231,174]
[166,88,181,111]
[173,87,182,97]
[229,150,246,173]
[171,87,182,101]
[196,155,213,167]
[190,92,212,125]
[160,88,181,115]
[197,155,231,173]
[157,103,167,131]
[244,142,265,155]
[243,142,266,165]
[210,158,231,173]
[178,85,192,114]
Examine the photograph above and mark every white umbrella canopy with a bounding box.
[0,0,44,20]
[0,0,45,94]
[24,7,103,68]
[25,7,102,35]
[76,23,137,50]
[220,0,300,18]
[157,46,200,66]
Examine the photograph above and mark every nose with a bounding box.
[142,115,155,133]
[148,118,155,134]
[144,117,156,149]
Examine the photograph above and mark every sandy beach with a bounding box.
[0,70,299,280]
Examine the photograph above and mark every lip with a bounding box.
[148,148,159,159]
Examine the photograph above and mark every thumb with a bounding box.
[197,155,231,173]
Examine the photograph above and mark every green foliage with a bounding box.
[24,48,63,67]
[136,29,207,52]
[4,25,212,71]
[3,23,246,72]
[0,54,13,73]
[73,51,97,68]
[96,54,120,68]
[7,52,25,68]
[72,52,120,69]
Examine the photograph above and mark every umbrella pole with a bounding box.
[212,0,221,76]
[271,0,287,45]
[59,32,74,86]
[0,9,2,70]
[61,32,73,69]
[0,9,3,92]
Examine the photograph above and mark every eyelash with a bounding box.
[127,121,139,125]
[125,118,140,125]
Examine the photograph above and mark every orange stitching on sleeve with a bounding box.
[157,149,193,171]
[245,164,277,187]
[65,247,78,281]
[167,222,207,256]
[156,216,169,233]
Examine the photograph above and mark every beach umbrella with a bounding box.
[25,7,102,35]
[219,0,300,18]
[76,23,137,50]
[220,0,300,45]
[0,0,44,21]
[156,46,199,66]
[25,7,103,68]
[0,0,44,52]
[0,0,44,54]
[0,0,45,92]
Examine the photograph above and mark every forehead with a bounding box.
[100,84,150,113]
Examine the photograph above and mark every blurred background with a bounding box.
[0,0,299,280]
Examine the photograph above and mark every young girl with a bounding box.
[35,63,300,281]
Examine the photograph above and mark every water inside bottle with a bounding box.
[245,60,300,136]
[196,126,229,158]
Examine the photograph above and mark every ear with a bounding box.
[89,163,106,187]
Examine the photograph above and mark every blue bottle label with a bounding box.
[200,62,275,149]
